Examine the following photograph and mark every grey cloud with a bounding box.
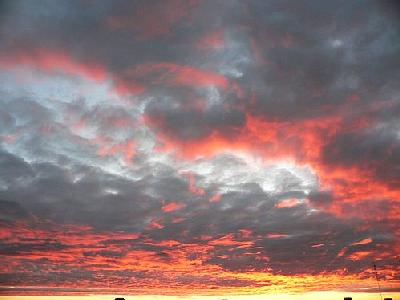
[322,125,400,188]
[145,93,246,140]
[0,200,31,223]
[0,150,34,187]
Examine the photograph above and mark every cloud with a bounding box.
[0,0,399,295]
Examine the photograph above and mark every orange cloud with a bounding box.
[275,198,302,208]
[1,221,399,296]
[208,234,254,248]
[352,238,373,246]
[267,233,289,239]
[347,251,374,261]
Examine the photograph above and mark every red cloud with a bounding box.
[0,47,235,99]
[97,139,136,164]
[162,202,186,213]
[209,192,222,203]
[114,62,235,96]
[197,30,225,50]
[185,171,205,196]
[0,48,106,81]
[275,198,302,208]
[117,63,230,93]
[150,111,400,223]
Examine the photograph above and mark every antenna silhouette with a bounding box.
[373,262,383,300]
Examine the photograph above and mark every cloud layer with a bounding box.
[0,0,399,296]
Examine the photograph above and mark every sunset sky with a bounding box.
[0,0,400,299]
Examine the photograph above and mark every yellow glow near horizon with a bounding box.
[1,292,400,300]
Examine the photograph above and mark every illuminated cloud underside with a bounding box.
[0,0,399,296]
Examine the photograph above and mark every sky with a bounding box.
[0,0,399,298]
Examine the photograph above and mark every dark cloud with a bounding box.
[145,92,245,140]
[322,126,400,188]
[0,200,30,223]
[0,150,34,186]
